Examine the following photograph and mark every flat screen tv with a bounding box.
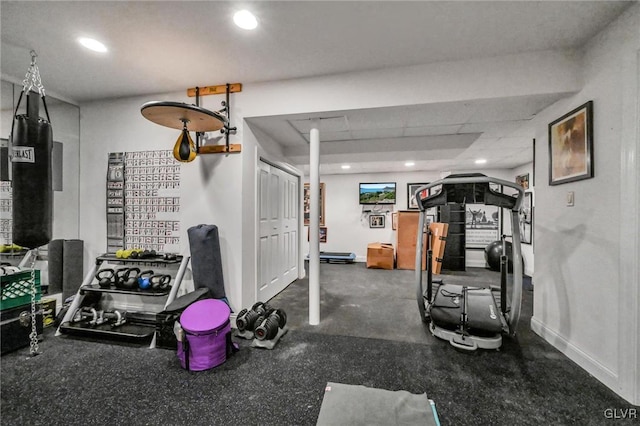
[359,182,397,205]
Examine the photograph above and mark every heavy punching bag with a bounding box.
[10,56,53,249]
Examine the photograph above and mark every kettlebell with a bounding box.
[95,268,115,288]
[115,267,140,290]
[138,270,154,290]
[114,267,129,289]
[150,274,171,291]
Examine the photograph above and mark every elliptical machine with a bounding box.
[414,173,524,351]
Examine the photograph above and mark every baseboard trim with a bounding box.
[466,259,486,268]
[530,316,622,398]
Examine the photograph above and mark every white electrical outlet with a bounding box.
[566,191,575,207]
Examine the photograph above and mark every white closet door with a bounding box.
[257,161,299,302]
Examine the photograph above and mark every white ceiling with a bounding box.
[1,1,633,174]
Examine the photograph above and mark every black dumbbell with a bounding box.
[254,308,287,341]
[236,302,272,332]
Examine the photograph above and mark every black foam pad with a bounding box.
[47,239,64,294]
[187,224,226,299]
[62,239,83,300]
[164,288,210,313]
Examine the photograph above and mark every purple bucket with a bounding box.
[177,299,231,371]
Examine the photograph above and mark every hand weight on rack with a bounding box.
[150,274,171,291]
[137,270,154,289]
[115,267,140,290]
[95,268,115,288]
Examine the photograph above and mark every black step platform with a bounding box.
[306,252,356,264]
[59,320,155,343]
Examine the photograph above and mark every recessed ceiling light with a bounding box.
[234,10,258,30]
[341,164,351,170]
[475,159,487,164]
[78,37,108,53]
[405,162,415,167]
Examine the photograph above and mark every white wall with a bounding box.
[237,50,582,118]
[530,4,639,405]
[80,91,246,311]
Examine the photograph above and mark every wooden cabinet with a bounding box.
[396,211,427,270]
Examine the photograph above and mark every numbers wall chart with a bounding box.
[122,150,181,253]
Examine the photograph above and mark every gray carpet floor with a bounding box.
[1,263,636,425]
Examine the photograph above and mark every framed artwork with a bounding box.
[304,182,325,225]
[520,192,533,245]
[407,183,429,210]
[465,204,500,249]
[307,226,327,243]
[369,214,385,228]
[516,173,529,190]
[548,101,594,185]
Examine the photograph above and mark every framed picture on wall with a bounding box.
[548,101,594,186]
[304,182,325,226]
[516,173,529,189]
[520,192,533,245]
[407,183,429,210]
[465,204,500,249]
[307,226,328,243]
[369,214,385,228]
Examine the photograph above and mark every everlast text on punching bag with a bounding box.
[11,90,53,249]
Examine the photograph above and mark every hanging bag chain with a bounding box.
[28,249,40,356]
[11,50,51,132]
[22,50,46,97]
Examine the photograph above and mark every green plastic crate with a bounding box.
[1,269,41,311]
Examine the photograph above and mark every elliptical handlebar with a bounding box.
[414,174,525,212]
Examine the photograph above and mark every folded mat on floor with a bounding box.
[316,382,438,426]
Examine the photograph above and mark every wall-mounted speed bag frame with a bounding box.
[11,91,53,249]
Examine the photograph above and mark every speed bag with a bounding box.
[11,91,53,249]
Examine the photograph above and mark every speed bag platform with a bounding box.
[177,298,235,371]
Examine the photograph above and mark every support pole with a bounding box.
[309,120,320,325]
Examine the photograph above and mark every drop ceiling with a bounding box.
[1,1,633,174]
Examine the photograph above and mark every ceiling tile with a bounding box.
[404,101,476,127]
[350,128,404,140]
[289,116,349,133]
[346,107,407,130]
[403,124,462,137]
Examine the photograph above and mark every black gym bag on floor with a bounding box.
[155,287,211,350]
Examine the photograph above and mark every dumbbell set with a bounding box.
[114,248,178,261]
[72,306,127,328]
[94,268,172,291]
[236,301,287,341]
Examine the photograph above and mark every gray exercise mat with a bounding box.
[316,382,437,426]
